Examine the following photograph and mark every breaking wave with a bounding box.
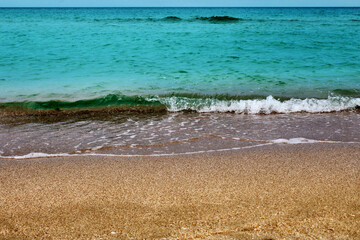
[153,95,360,114]
[0,94,359,117]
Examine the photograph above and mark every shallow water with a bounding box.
[1,112,359,158]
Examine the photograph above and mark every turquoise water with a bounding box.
[0,7,360,157]
[1,7,360,113]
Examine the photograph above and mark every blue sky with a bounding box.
[1,0,359,7]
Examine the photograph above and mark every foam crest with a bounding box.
[153,95,360,114]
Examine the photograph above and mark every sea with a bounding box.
[0,7,359,158]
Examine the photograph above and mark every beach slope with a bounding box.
[0,144,359,239]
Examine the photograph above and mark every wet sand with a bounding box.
[0,143,359,239]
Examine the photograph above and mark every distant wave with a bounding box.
[1,94,359,118]
[162,16,182,21]
[194,16,242,22]
[94,15,242,23]
[90,16,340,24]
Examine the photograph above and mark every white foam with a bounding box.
[0,143,272,159]
[8,152,72,159]
[271,138,322,144]
[269,137,357,144]
[1,139,358,160]
[149,95,360,114]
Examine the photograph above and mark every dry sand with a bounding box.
[0,143,359,239]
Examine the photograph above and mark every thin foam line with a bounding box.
[1,140,359,160]
[1,143,273,159]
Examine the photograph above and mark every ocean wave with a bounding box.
[0,94,166,118]
[151,95,360,114]
[194,16,242,22]
[90,16,330,24]
[0,94,161,110]
[93,16,243,23]
[0,94,359,117]
[162,16,182,21]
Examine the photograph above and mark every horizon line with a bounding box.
[1,6,360,8]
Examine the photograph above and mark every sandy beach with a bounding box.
[0,143,359,239]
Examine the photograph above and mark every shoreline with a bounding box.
[1,141,360,160]
[1,143,359,239]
